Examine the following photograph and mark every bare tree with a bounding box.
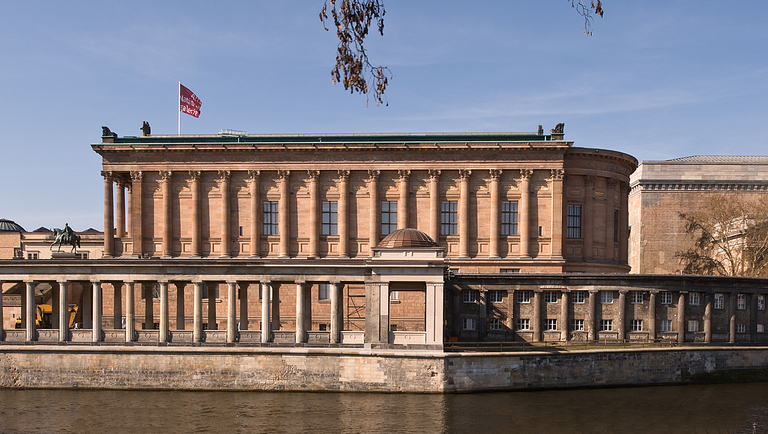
[677,192,768,277]
[321,1,605,105]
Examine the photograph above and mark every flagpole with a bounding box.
[178,81,181,135]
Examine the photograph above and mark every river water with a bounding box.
[1,383,768,433]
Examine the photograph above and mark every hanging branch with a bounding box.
[570,0,604,36]
[320,0,391,106]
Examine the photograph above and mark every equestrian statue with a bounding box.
[51,223,81,253]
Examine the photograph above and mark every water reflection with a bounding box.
[1,383,767,433]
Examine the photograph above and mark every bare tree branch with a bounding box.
[570,0,604,36]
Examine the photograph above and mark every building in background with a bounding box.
[629,156,768,274]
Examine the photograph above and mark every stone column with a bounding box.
[144,284,154,330]
[159,282,169,342]
[704,293,712,343]
[125,282,135,342]
[678,292,687,344]
[367,170,380,253]
[583,175,595,260]
[489,169,501,259]
[587,290,597,341]
[0,281,4,341]
[619,182,630,263]
[426,282,445,345]
[248,171,261,257]
[113,282,122,329]
[207,283,217,330]
[617,290,627,342]
[295,282,307,344]
[189,171,201,257]
[52,283,60,330]
[278,170,291,258]
[458,169,471,258]
[338,170,350,257]
[130,171,143,257]
[116,176,126,238]
[428,170,441,242]
[549,169,564,258]
[649,291,657,341]
[560,291,569,342]
[219,170,231,257]
[175,282,185,330]
[605,178,617,260]
[193,282,203,342]
[519,169,533,258]
[261,282,271,343]
[239,283,248,331]
[308,170,320,258]
[398,170,410,229]
[92,282,102,343]
[330,282,341,344]
[58,281,68,341]
[25,281,36,341]
[227,281,237,343]
[532,289,542,342]
[102,171,115,258]
[126,182,132,238]
[161,171,173,257]
[729,293,737,344]
[82,284,92,329]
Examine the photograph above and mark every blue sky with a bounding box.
[1,1,767,231]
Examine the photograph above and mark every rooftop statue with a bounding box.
[51,223,81,253]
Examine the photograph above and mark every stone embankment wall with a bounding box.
[1,346,768,393]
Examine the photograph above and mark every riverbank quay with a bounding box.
[2,345,768,393]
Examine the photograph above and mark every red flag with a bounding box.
[179,84,201,118]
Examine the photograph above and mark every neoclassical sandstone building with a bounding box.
[94,128,637,273]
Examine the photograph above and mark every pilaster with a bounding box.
[218,170,231,257]
[428,170,441,242]
[102,171,114,258]
[338,170,350,257]
[489,169,502,259]
[398,169,410,229]
[458,169,472,258]
[278,170,291,258]
[367,170,380,253]
[248,170,261,258]
[161,171,173,257]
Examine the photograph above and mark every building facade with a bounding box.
[93,128,637,274]
[629,156,768,274]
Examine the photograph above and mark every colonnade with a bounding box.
[100,168,580,261]
[0,279,346,345]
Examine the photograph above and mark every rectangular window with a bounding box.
[688,320,699,332]
[572,319,585,331]
[201,284,219,300]
[441,201,458,236]
[262,201,279,235]
[601,291,614,304]
[660,320,672,332]
[758,324,765,333]
[463,318,476,331]
[631,320,643,332]
[322,201,338,235]
[500,268,521,274]
[381,201,397,235]
[544,292,558,303]
[516,291,531,304]
[600,320,613,331]
[488,318,502,330]
[631,292,643,304]
[689,292,700,306]
[567,204,582,239]
[546,319,557,331]
[390,291,399,301]
[500,201,519,236]
[614,209,619,242]
[489,290,504,303]
[660,292,673,305]
[517,319,530,330]
[737,324,746,333]
[715,293,725,309]
[463,291,477,303]
[572,291,586,303]
[76,252,89,260]
[738,294,747,310]
[318,283,330,301]
[26,252,39,260]
[759,295,765,311]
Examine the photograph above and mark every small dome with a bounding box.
[378,228,438,248]
[0,218,25,232]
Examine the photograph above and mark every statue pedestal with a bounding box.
[51,252,78,260]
